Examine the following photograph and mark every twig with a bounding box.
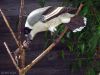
[0,9,19,46]
[24,3,84,72]
[89,6,100,25]
[3,42,20,71]
[18,0,24,46]
[75,3,84,15]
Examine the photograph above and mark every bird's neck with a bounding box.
[29,30,37,40]
[29,24,41,40]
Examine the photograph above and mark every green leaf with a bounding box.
[86,68,96,75]
[96,25,100,35]
[61,38,65,44]
[88,36,98,51]
[60,50,65,60]
[78,32,85,40]
[78,43,85,54]
[67,40,73,52]
[77,59,82,68]
[66,31,71,38]
[80,5,89,16]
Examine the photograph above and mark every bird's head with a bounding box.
[23,27,32,49]
[24,27,32,37]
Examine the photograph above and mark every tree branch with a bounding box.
[3,42,20,71]
[17,0,25,68]
[0,9,19,46]
[18,0,24,46]
[24,27,68,72]
[75,3,84,15]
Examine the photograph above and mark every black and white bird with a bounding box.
[14,6,87,64]
[23,6,87,47]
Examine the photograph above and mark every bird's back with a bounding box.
[25,6,52,28]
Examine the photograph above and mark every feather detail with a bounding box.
[65,15,87,32]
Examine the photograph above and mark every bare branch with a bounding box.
[0,9,19,46]
[3,42,20,71]
[17,0,25,68]
[18,0,24,46]
[24,27,68,72]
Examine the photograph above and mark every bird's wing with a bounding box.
[41,7,77,22]
[41,7,64,22]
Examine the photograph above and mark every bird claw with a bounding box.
[23,34,32,48]
[23,40,32,49]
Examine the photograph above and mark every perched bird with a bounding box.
[24,6,87,47]
[13,6,87,63]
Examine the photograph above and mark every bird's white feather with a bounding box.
[43,7,64,21]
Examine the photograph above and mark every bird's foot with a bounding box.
[23,34,32,48]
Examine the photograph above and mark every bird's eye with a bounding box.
[24,27,32,35]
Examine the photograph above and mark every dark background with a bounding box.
[0,0,84,75]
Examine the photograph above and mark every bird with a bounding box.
[23,6,87,47]
[13,6,87,63]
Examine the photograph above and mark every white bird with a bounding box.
[24,6,87,42]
